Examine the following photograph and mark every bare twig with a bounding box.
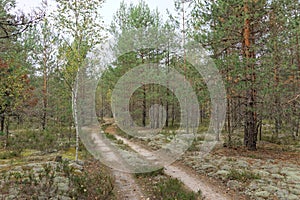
[288,94,300,104]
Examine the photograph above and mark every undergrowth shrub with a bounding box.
[0,150,21,159]
[69,160,114,199]
[226,169,260,182]
[8,127,73,152]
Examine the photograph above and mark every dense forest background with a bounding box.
[0,0,299,199]
[1,0,299,151]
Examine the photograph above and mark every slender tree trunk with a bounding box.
[270,10,281,138]
[226,48,232,146]
[227,97,232,146]
[165,40,170,127]
[256,102,263,142]
[166,97,169,127]
[42,44,48,130]
[142,85,146,127]
[259,119,262,141]
[130,96,134,127]
[5,117,9,148]
[69,120,72,143]
[160,99,164,127]
[296,112,299,139]
[101,86,104,122]
[0,115,4,133]
[73,75,80,162]
[296,31,300,137]
[243,1,257,151]
[171,89,175,127]
[155,87,160,129]
[274,61,281,137]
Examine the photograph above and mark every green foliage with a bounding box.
[7,128,71,152]
[0,56,34,124]
[263,135,299,146]
[53,0,106,161]
[226,169,260,182]
[135,167,164,178]
[190,0,300,149]
[97,0,212,130]
[0,150,20,159]
[110,0,160,34]
[154,178,199,200]
[104,132,117,141]
[54,0,105,89]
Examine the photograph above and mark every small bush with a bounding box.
[69,160,114,199]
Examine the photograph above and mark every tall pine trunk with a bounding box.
[0,115,4,133]
[142,85,146,127]
[243,1,258,151]
[42,43,48,130]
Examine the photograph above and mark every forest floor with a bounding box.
[0,148,115,199]
[0,119,299,199]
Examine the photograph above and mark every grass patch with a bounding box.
[162,125,180,131]
[101,124,111,132]
[135,169,201,200]
[264,135,298,145]
[134,168,164,178]
[154,178,200,200]
[104,132,132,151]
[247,154,262,159]
[20,149,40,157]
[0,150,20,159]
[6,127,73,153]
[115,127,134,139]
[226,157,236,162]
[226,169,260,182]
[104,132,117,141]
[62,147,78,160]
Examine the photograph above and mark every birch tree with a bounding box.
[54,0,105,161]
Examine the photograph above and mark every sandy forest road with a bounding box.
[90,131,146,200]
[113,134,232,200]
[90,118,237,200]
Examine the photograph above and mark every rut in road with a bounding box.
[90,131,146,200]
[113,134,231,200]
